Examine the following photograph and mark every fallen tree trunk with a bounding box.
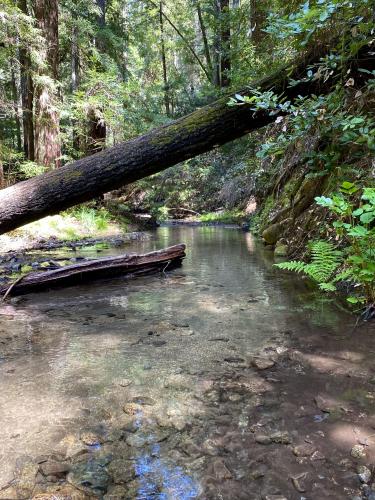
[0,244,186,296]
[0,44,372,234]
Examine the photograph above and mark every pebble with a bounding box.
[357,465,372,483]
[291,472,307,492]
[80,431,103,446]
[270,431,291,444]
[314,395,334,413]
[255,434,272,445]
[40,460,70,477]
[251,358,275,370]
[311,450,325,461]
[351,444,366,459]
[130,396,156,406]
[293,444,315,457]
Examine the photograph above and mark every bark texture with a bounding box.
[34,0,61,168]
[18,0,35,160]
[0,43,372,234]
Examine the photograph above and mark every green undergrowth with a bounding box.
[199,210,245,224]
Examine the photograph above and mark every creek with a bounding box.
[0,226,368,499]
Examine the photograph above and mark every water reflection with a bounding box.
[135,443,199,500]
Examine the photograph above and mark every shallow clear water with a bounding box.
[0,227,350,497]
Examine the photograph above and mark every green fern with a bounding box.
[275,241,343,291]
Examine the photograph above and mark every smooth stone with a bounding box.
[357,465,372,483]
[251,358,275,370]
[67,460,110,493]
[40,461,70,477]
[314,395,334,413]
[255,434,272,445]
[274,243,288,256]
[293,444,315,457]
[130,396,156,406]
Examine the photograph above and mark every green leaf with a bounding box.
[360,212,375,224]
[347,225,369,237]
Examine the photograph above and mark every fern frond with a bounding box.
[319,282,337,292]
[274,260,307,274]
[274,241,343,289]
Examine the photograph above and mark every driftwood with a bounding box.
[0,244,186,297]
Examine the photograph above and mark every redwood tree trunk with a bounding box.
[0,44,371,234]
[18,0,35,161]
[34,0,61,168]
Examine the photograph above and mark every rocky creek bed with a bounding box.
[0,226,374,500]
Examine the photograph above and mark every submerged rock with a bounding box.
[108,459,135,484]
[39,460,70,477]
[251,357,275,370]
[80,430,103,446]
[255,434,272,445]
[357,465,372,483]
[14,456,39,499]
[293,444,315,457]
[274,242,288,256]
[67,460,110,494]
[32,484,88,499]
[351,444,366,459]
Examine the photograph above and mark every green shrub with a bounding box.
[275,182,375,309]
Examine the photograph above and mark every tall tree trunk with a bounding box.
[0,42,370,234]
[71,21,80,155]
[18,0,34,161]
[10,68,22,152]
[159,1,171,116]
[34,0,61,168]
[196,1,213,81]
[250,0,266,46]
[219,0,230,87]
[212,0,221,87]
[87,0,107,154]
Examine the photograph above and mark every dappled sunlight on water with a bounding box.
[0,226,356,497]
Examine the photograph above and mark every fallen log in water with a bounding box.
[0,244,186,297]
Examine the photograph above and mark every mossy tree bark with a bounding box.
[0,43,372,234]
